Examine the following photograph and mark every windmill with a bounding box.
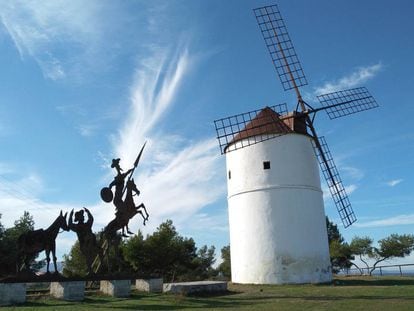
[214,4,378,284]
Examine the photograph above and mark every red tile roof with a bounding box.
[226,107,308,151]
[231,107,292,141]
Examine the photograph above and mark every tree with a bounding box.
[350,234,414,275]
[191,245,216,280]
[217,245,231,279]
[349,236,373,274]
[122,220,217,282]
[14,211,35,232]
[0,211,36,276]
[62,240,88,277]
[325,217,353,273]
[63,230,130,276]
[0,214,4,237]
[326,216,344,244]
[122,230,146,272]
[0,214,5,274]
[329,240,353,274]
[123,220,197,282]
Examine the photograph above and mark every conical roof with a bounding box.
[231,107,292,143]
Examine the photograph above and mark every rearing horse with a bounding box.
[18,210,69,274]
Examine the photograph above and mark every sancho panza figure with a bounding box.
[68,207,103,275]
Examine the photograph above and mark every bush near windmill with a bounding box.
[63,219,217,282]
[0,211,46,277]
[326,217,354,274]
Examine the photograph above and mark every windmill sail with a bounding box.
[253,4,307,92]
[312,136,356,227]
[317,87,379,120]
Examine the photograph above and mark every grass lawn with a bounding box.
[5,276,414,310]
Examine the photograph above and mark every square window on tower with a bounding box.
[263,161,271,170]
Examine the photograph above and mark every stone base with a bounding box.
[135,278,163,293]
[0,283,26,306]
[163,281,227,295]
[50,281,85,301]
[100,280,131,297]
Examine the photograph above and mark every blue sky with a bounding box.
[0,0,413,265]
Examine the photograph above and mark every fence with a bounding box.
[343,263,414,276]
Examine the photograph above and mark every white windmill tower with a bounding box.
[214,4,379,285]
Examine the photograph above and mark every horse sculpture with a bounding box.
[17,210,69,274]
[105,178,148,238]
[100,178,148,272]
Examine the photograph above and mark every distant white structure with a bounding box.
[225,108,332,284]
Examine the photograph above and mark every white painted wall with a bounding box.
[226,133,332,284]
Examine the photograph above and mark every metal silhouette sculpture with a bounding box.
[101,142,148,238]
[125,178,149,227]
[108,158,133,216]
[17,210,69,274]
[96,143,148,272]
[68,208,103,275]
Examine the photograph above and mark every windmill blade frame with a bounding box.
[316,87,379,120]
[253,4,308,93]
[312,135,357,227]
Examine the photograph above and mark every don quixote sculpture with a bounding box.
[100,142,148,272]
[2,142,149,282]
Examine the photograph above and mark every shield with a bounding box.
[100,187,113,203]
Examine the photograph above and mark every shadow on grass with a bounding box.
[19,278,414,310]
[196,293,414,305]
[333,278,414,287]
[22,291,256,310]
[185,290,240,298]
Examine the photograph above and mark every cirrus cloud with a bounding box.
[315,63,383,95]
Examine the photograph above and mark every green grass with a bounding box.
[5,276,414,310]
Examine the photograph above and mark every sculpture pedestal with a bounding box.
[0,283,26,306]
[163,281,227,295]
[100,280,131,297]
[135,278,163,293]
[50,281,85,301]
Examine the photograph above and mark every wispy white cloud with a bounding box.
[0,1,124,81]
[315,63,383,94]
[345,184,357,195]
[0,165,106,259]
[341,166,364,181]
[354,214,414,228]
[0,183,84,259]
[322,183,357,201]
[114,48,190,166]
[386,179,403,187]
[76,124,99,137]
[0,171,77,228]
[95,47,225,235]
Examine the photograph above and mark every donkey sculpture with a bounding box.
[18,210,69,274]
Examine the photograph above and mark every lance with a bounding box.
[122,141,147,195]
